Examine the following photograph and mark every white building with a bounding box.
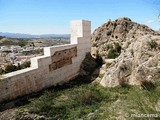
[10,45,22,52]
[0,46,10,51]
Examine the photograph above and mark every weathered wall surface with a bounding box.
[0,20,91,103]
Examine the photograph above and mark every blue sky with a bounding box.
[0,0,160,34]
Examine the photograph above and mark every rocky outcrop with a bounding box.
[91,17,155,59]
[91,17,160,87]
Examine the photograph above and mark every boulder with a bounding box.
[100,35,160,87]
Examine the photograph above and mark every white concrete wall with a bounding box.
[0,20,91,103]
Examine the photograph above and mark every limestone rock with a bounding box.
[101,35,160,87]
[91,17,160,87]
[91,17,155,59]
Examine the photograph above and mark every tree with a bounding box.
[20,61,31,69]
[5,64,18,73]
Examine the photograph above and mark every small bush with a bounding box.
[20,61,31,69]
[114,42,121,53]
[3,61,31,74]
[107,49,119,59]
[5,64,18,73]
[107,42,121,59]
[148,40,158,49]
[106,44,113,50]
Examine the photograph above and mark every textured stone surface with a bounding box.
[91,17,160,87]
[101,35,160,87]
[49,47,77,71]
[91,17,155,59]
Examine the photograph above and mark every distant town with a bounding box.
[0,35,70,74]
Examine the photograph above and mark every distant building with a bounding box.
[23,47,34,52]
[10,45,22,52]
[0,46,10,51]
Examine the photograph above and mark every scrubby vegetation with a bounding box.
[148,40,158,49]
[13,79,160,119]
[0,38,29,46]
[107,42,121,59]
[0,61,31,75]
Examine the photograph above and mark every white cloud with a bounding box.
[146,20,156,24]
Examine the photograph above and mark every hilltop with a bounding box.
[91,17,160,87]
[0,17,160,119]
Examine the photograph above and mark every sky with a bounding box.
[0,0,160,34]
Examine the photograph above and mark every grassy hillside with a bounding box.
[11,78,160,120]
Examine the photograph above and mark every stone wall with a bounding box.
[0,20,91,103]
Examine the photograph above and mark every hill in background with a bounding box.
[0,32,70,38]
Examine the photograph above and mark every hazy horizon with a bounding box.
[0,31,70,35]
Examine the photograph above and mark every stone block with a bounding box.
[31,56,51,68]
[44,47,51,56]
[49,44,77,56]
[71,20,91,44]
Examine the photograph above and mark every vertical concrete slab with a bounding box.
[70,20,91,44]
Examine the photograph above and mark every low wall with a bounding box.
[0,20,91,103]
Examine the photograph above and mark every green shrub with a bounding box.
[20,61,31,69]
[18,41,28,47]
[107,42,121,59]
[107,49,119,59]
[148,40,158,49]
[3,61,31,74]
[5,64,18,73]
[114,42,121,53]
[106,44,113,50]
